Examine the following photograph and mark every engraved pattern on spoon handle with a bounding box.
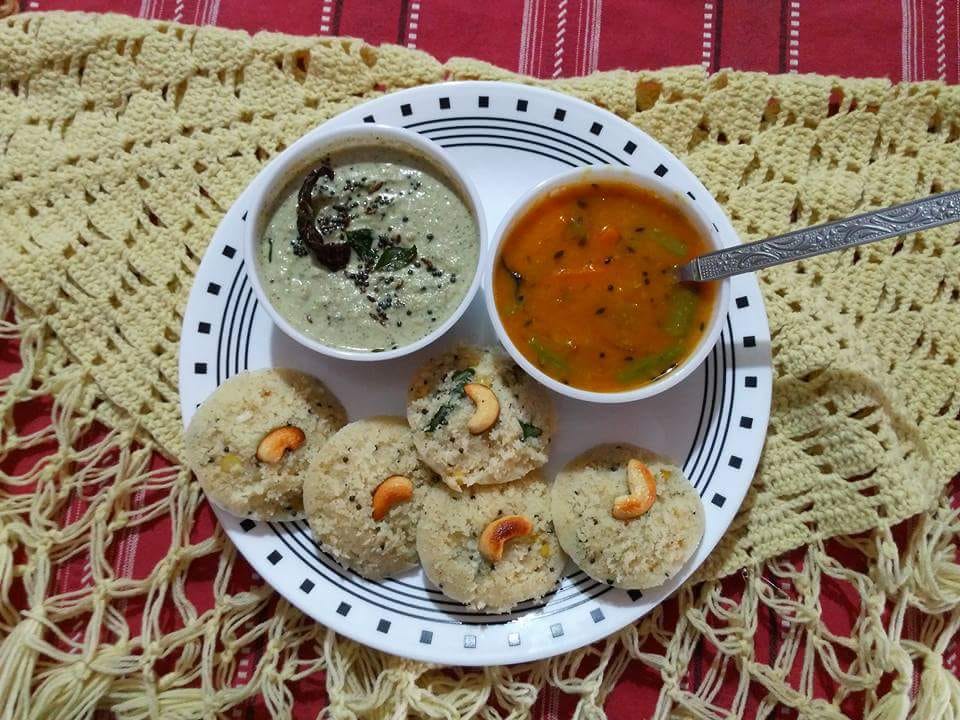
[685,189,960,282]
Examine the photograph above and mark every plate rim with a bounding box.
[178,80,773,666]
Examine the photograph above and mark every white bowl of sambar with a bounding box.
[483,166,731,404]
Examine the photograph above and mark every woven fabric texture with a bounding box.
[0,12,959,719]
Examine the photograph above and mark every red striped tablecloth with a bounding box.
[3,2,959,718]
[18,0,960,83]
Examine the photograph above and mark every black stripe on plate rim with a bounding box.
[272,520,606,625]
[244,298,257,371]
[288,520,590,615]
[380,555,601,606]
[415,123,613,165]
[691,331,728,491]
[682,344,712,473]
[403,115,626,165]
[698,316,738,497]
[382,559,596,599]
[685,341,721,488]
[415,132,599,166]
[234,286,254,377]
[291,517,602,609]
[216,262,245,385]
[280,520,609,623]
[224,273,248,381]
[268,524,471,624]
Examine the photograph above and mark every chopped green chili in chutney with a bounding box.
[493,181,718,392]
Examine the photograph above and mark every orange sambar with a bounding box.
[493,181,718,392]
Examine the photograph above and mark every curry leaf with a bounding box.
[425,368,476,433]
[375,244,418,271]
[345,228,376,262]
[519,421,542,441]
[449,368,475,393]
[426,403,455,432]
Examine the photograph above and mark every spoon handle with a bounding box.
[679,189,960,282]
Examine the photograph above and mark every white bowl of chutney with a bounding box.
[243,124,487,362]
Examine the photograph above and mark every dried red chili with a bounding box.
[296,164,351,271]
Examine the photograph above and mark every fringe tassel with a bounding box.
[0,616,45,720]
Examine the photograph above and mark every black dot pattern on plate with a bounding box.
[198,321,211,334]
[239,518,256,532]
[590,122,603,135]
[686,191,696,200]
[736,296,750,309]
[222,245,236,259]
[207,282,220,295]
[400,103,412,117]
[194,362,207,375]
[740,416,754,429]
[267,550,282,565]
[743,335,757,348]
[201,92,767,647]
[300,579,314,594]
[363,114,375,123]
[508,632,520,647]
[654,163,668,177]
[729,455,743,469]
[377,619,391,633]
[241,210,248,222]
[712,222,719,232]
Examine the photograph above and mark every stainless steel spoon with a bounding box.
[678,189,960,282]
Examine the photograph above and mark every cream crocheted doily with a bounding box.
[0,12,958,719]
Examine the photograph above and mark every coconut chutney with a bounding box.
[257,146,479,352]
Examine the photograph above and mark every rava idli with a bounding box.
[407,345,554,490]
[184,368,346,520]
[304,417,435,580]
[551,444,704,589]
[416,472,565,612]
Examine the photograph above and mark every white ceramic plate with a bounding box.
[179,81,772,666]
